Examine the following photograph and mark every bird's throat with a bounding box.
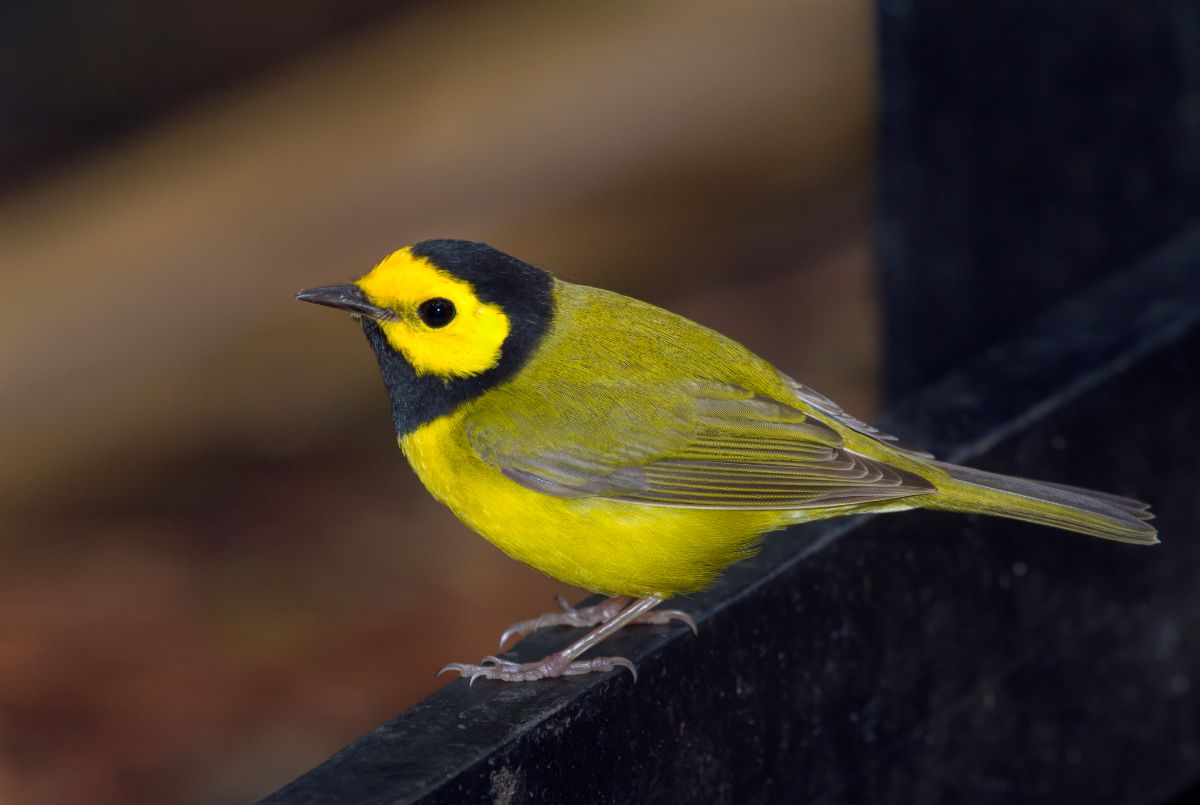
[359,303,551,436]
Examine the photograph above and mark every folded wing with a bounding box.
[468,380,934,510]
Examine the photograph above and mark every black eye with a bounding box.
[417,297,456,328]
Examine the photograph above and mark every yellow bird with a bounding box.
[297,239,1156,683]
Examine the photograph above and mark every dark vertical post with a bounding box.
[877,0,1200,399]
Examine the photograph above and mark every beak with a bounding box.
[295,284,393,319]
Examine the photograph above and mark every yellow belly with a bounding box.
[400,411,798,597]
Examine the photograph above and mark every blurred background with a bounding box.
[0,1,878,802]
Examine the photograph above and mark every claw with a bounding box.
[498,622,531,649]
[642,608,699,636]
[607,656,639,683]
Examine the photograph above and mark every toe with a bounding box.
[562,656,638,682]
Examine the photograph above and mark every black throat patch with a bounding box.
[359,240,554,436]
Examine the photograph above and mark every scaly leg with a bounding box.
[498,594,697,649]
[440,595,670,683]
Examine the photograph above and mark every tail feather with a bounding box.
[1028,479,1153,518]
[932,461,1158,545]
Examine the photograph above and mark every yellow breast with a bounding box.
[400,410,796,598]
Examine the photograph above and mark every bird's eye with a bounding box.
[417,297,456,328]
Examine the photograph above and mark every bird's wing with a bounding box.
[467,379,934,509]
[779,374,934,458]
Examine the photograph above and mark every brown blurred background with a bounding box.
[0,1,879,802]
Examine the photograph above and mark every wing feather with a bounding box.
[471,379,934,510]
[781,374,935,458]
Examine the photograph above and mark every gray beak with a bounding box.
[295,284,392,319]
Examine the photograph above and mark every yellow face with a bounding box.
[356,247,511,378]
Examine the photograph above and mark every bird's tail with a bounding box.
[931,461,1157,545]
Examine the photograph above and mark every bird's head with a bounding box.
[297,239,553,433]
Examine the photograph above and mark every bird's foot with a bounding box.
[498,595,697,649]
[441,595,666,685]
[438,652,638,684]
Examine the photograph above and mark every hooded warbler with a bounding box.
[297,239,1156,683]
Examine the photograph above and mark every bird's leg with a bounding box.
[440,595,669,683]
[497,594,697,649]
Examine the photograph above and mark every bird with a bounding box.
[296,239,1156,683]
